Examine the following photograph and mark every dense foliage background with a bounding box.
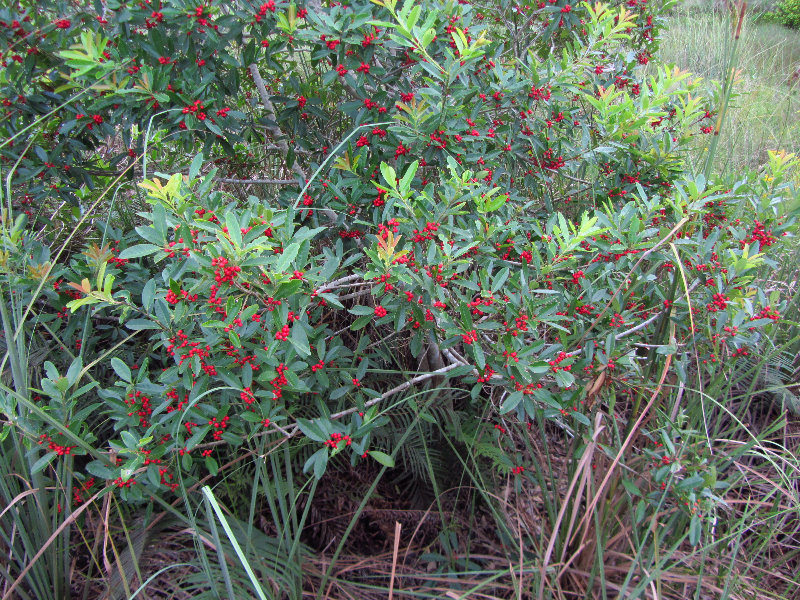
[1,0,799,598]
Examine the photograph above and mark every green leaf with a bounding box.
[296,418,327,442]
[409,330,422,357]
[572,411,591,427]
[380,162,397,189]
[329,386,349,400]
[240,304,258,322]
[134,225,166,246]
[228,330,241,348]
[369,451,395,468]
[125,319,161,330]
[555,369,575,388]
[189,152,204,179]
[153,203,168,239]
[119,244,161,259]
[350,314,373,331]
[86,461,115,479]
[534,388,562,410]
[204,119,223,136]
[203,319,227,329]
[314,448,329,479]
[225,211,242,247]
[491,267,510,293]
[304,447,328,478]
[500,391,523,414]
[142,279,156,312]
[31,452,56,475]
[621,477,642,497]
[473,343,485,370]
[399,160,418,193]
[689,513,701,546]
[111,357,132,383]
[483,195,505,212]
[66,356,83,387]
[274,279,303,299]
[529,361,551,374]
[121,430,138,450]
[276,242,300,272]
[290,324,310,357]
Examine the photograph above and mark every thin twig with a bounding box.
[248,63,308,182]
[388,521,402,600]
[314,274,364,295]
[218,177,298,185]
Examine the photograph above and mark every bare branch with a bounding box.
[218,177,298,185]
[248,63,307,181]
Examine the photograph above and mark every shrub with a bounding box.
[774,0,800,27]
[0,0,674,210]
[61,146,795,507]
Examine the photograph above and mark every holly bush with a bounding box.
[2,0,799,541]
[3,0,675,210]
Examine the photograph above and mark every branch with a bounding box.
[248,64,287,149]
[218,177,298,185]
[314,274,363,295]
[191,363,465,446]
[615,310,663,340]
[545,168,591,185]
[248,63,307,181]
[442,347,469,367]
[336,288,372,302]
[257,141,311,154]
[248,64,344,227]
[331,363,463,418]
[278,364,465,440]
